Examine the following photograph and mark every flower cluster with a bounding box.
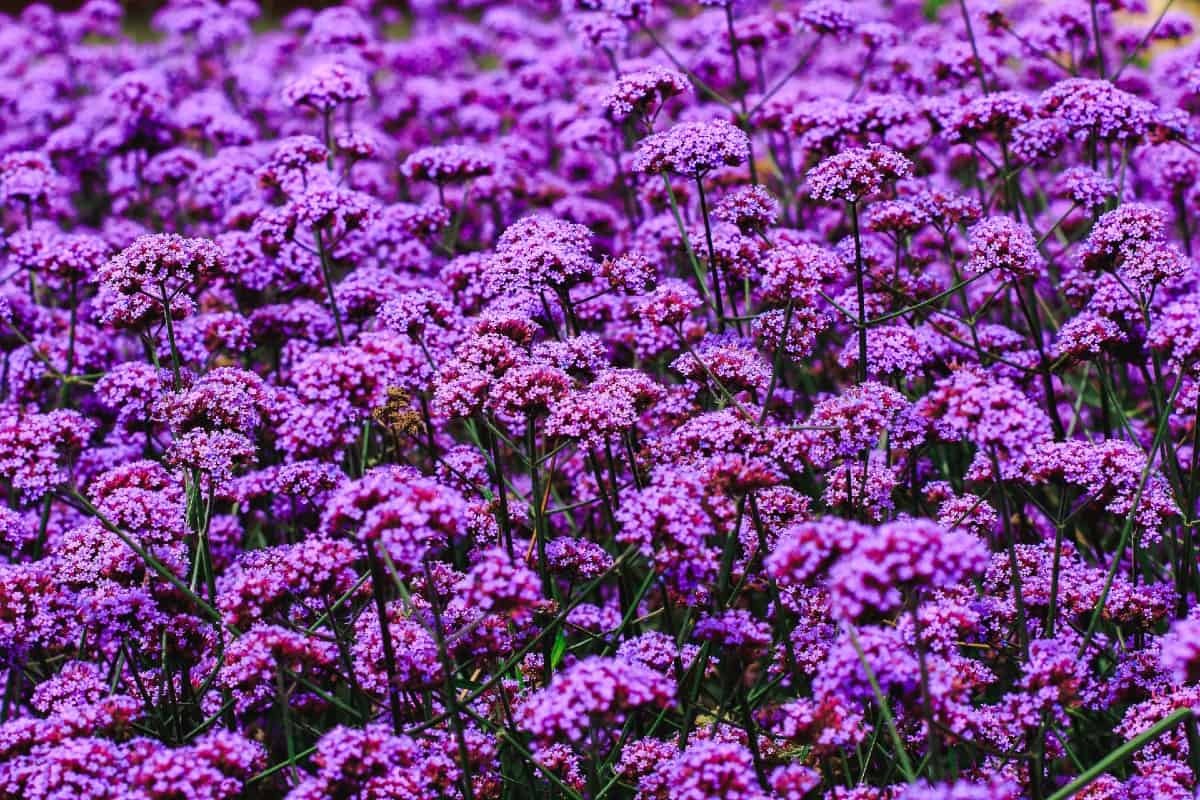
[632,119,751,177]
[0,1,1199,798]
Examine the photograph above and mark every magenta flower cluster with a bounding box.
[2,0,1200,798]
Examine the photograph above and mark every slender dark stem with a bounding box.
[424,561,476,800]
[958,0,991,94]
[910,595,941,778]
[848,201,868,383]
[160,288,183,390]
[314,227,346,345]
[365,546,405,732]
[1089,0,1107,78]
[694,177,729,332]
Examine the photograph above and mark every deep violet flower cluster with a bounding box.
[5,0,1200,798]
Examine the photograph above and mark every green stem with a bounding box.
[313,228,346,345]
[69,491,223,627]
[758,300,792,423]
[424,562,475,800]
[847,624,916,783]
[910,597,941,779]
[160,290,182,390]
[365,546,405,731]
[406,547,639,737]
[694,177,729,332]
[1046,708,1191,800]
[1077,378,1183,657]
[275,667,300,786]
[848,201,868,383]
[660,172,714,307]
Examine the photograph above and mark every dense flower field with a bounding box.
[5,0,1200,796]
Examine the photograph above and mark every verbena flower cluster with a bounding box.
[2,0,1200,798]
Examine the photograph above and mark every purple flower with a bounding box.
[601,66,690,121]
[1025,439,1178,536]
[1011,117,1070,162]
[693,609,772,656]
[283,61,369,112]
[353,603,442,694]
[517,656,675,745]
[866,199,931,235]
[219,623,338,713]
[802,381,924,468]
[0,407,93,501]
[599,252,656,293]
[768,517,871,588]
[486,215,596,294]
[1039,78,1158,142]
[944,92,1035,143]
[0,151,59,206]
[4,4,1200,795]
[671,334,772,395]
[402,144,497,185]
[322,467,467,571]
[650,740,769,800]
[546,368,663,447]
[635,278,703,328]
[759,242,840,304]
[715,185,780,234]
[632,119,751,177]
[97,234,223,296]
[1119,241,1190,292]
[255,135,329,193]
[807,144,913,204]
[459,546,543,619]
[1055,311,1126,359]
[1052,167,1117,209]
[31,233,110,284]
[1082,203,1167,269]
[1161,618,1200,685]
[895,778,1022,800]
[829,519,990,621]
[546,536,615,579]
[916,367,1053,481]
[770,763,821,799]
[216,536,358,628]
[799,0,857,37]
[966,216,1043,279]
[290,724,469,799]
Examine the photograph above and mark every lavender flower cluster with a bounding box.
[1,0,1200,798]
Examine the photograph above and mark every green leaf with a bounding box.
[550,630,568,671]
